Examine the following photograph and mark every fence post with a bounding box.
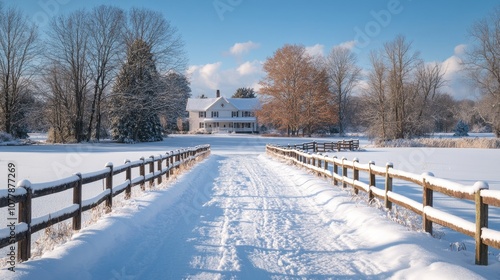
[385,162,394,210]
[165,152,170,179]
[73,173,82,231]
[324,155,329,174]
[149,155,155,188]
[353,158,359,195]
[17,179,31,262]
[140,157,145,191]
[368,161,375,202]
[422,172,434,235]
[157,154,163,185]
[105,162,113,211]
[125,159,131,199]
[474,181,489,265]
[333,156,338,186]
[341,157,347,188]
[176,150,180,170]
[169,151,174,176]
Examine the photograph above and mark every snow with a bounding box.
[80,168,109,182]
[482,228,500,246]
[482,190,500,201]
[82,190,110,209]
[112,180,130,195]
[0,135,499,278]
[424,206,476,236]
[0,223,28,241]
[387,192,423,214]
[31,204,80,229]
[30,175,80,193]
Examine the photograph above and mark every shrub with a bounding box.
[0,132,14,142]
[453,120,469,137]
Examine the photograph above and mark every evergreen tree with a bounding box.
[232,87,256,98]
[453,120,469,137]
[159,72,191,131]
[110,39,163,143]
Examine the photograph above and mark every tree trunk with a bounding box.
[87,85,99,141]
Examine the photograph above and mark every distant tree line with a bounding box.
[0,4,190,143]
[257,7,500,139]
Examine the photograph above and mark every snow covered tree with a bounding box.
[232,87,256,98]
[463,7,500,137]
[453,120,469,137]
[110,39,163,143]
[158,72,191,132]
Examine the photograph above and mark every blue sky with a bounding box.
[3,0,499,99]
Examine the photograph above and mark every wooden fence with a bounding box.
[282,140,360,152]
[0,144,210,262]
[266,143,500,265]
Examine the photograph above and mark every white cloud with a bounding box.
[237,61,261,76]
[454,44,467,55]
[229,41,260,56]
[437,44,477,100]
[187,62,222,91]
[337,40,357,50]
[187,60,264,98]
[305,44,325,57]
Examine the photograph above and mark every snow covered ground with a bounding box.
[0,134,499,279]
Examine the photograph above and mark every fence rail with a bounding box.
[280,140,360,152]
[266,143,500,265]
[0,144,210,262]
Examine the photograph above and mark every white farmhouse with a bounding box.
[186,90,260,133]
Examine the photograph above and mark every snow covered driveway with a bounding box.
[3,153,496,279]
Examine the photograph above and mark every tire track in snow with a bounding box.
[75,153,389,279]
[192,154,387,278]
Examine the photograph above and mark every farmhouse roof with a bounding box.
[186,97,261,111]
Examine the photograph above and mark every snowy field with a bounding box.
[0,134,499,279]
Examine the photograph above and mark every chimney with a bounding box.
[216,89,220,98]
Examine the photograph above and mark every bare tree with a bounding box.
[361,35,445,139]
[324,46,361,135]
[362,50,389,139]
[0,6,39,137]
[125,8,187,73]
[43,62,75,143]
[86,5,125,141]
[463,7,500,137]
[46,10,91,142]
[410,62,446,135]
[384,35,421,139]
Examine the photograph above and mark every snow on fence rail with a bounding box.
[0,144,210,262]
[284,140,360,152]
[266,143,500,266]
